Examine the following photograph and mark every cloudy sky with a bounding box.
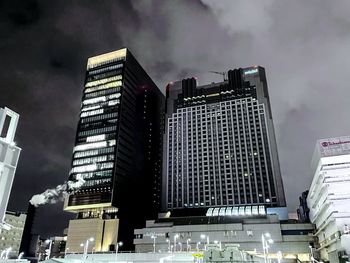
[2,0,350,237]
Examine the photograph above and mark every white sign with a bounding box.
[244,68,258,75]
[318,136,350,157]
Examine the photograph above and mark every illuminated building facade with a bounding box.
[308,136,350,262]
[163,67,286,214]
[64,48,164,251]
[0,107,21,230]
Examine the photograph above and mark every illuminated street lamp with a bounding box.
[178,242,182,252]
[4,247,11,260]
[166,239,171,252]
[214,240,222,250]
[186,238,191,252]
[261,233,273,263]
[115,241,123,262]
[173,234,179,252]
[200,234,209,250]
[277,251,282,263]
[0,249,6,259]
[45,239,53,260]
[85,237,94,259]
[151,235,157,253]
[196,242,201,252]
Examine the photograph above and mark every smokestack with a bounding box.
[19,203,37,259]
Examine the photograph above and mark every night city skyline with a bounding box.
[2,0,350,242]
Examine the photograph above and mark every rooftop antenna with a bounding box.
[209,71,227,81]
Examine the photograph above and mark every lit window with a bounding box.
[86,134,106,142]
[80,109,104,118]
[71,164,97,173]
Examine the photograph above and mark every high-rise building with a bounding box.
[0,107,21,230]
[64,48,164,251]
[163,67,285,215]
[308,136,350,262]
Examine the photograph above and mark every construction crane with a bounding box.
[209,71,227,81]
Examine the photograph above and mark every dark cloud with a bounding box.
[2,0,350,237]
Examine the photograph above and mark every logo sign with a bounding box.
[318,136,350,157]
[244,69,258,75]
[321,140,350,147]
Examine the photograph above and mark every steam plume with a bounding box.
[29,178,85,207]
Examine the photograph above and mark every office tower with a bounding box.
[163,66,285,214]
[0,107,21,230]
[64,48,164,251]
[307,136,350,262]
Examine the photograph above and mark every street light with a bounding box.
[196,242,201,252]
[261,233,273,263]
[85,237,94,259]
[5,247,11,260]
[186,238,191,252]
[214,240,222,250]
[18,252,24,260]
[115,241,123,262]
[178,242,182,252]
[45,239,53,260]
[173,234,179,252]
[277,251,282,263]
[0,249,6,259]
[151,235,157,253]
[200,234,209,250]
[166,239,171,252]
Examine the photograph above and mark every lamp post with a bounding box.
[261,233,273,263]
[45,239,53,260]
[84,237,94,259]
[115,241,123,262]
[178,242,182,252]
[166,239,171,252]
[277,251,282,263]
[5,247,11,260]
[186,238,191,252]
[200,234,209,250]
[196,242,200,252]
[173,234,179,252]
[151,235,157,253]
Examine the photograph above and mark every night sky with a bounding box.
[2,0,350,237]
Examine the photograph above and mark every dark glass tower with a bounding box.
[163,66,285,215]
[64,48,164,250]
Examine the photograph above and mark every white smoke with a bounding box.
[29,177,85,207]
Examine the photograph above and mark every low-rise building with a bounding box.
[134,214,314,262]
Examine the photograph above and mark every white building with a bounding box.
[308,136,350,262]
[0,107,21,230]
[134,214,314,262]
